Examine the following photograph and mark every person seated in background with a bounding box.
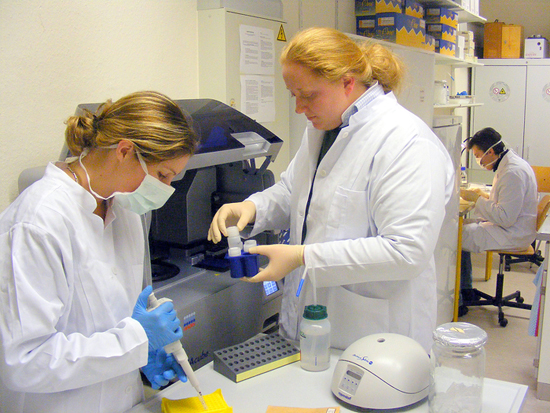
[459,127,538,316]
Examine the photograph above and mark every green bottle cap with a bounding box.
[303,304,328,320]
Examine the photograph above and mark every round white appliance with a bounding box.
[331,333,430,410]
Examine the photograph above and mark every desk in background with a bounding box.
[127,349,527,413]
[453,200,476,321]
[536,218,550,400]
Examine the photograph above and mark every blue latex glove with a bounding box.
[142,348,188,390]
[132,286,183,351]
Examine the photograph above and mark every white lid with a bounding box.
[228,247,242,257]
[243,239,257,252]
[433,322,488,349]
[227,226,240,238]
[228,237,243,249]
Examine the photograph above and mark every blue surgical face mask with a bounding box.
[475,140,502,169]
[79,147,175,215]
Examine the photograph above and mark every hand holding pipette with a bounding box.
[148,293,208,410]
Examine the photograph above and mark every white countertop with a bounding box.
[536,217,550,399]
[126,349,528,413]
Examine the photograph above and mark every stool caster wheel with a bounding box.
[517,296,524,304]
[499,314,508,327]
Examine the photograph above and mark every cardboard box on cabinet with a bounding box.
[436,39,456,56]
[425,7,458,29]
[423,34,436,52]
[376,0,403,14]
[484,21,524,58]
[427,23,457,43]
[376,13,425,48]
[355,0,376,16]
[357,15,376,37]
[404,0,423,19]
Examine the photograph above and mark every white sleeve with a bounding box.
[246,154,297,236]
[474,171,526,228]
[0,223,148,393]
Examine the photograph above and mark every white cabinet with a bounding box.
[524,63,550,167]
[198,7,290,179]
[472,59,550,167]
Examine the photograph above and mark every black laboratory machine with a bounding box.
[68,98,285,370]
[147,99,285,369]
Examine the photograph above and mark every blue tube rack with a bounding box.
[225,251,259,278]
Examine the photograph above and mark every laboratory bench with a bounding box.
[535,218,550,400]
[126,349,528,413]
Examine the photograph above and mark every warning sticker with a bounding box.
[277,24,286,42]
[489,81,510,102]
[543,83,550,103]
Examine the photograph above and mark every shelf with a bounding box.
[348,34,483,68]
[418,0,486,24]
[435,53,484,67]
[434,102,483,109]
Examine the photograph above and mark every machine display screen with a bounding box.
[346,370,362,381]
[263,281,279,296]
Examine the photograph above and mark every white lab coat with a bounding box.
[0,163,149,413]
[248,87,454,352]
[462,150,538,253]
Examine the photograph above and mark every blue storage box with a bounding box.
[355,0,375,16]
[404,0,423,19]
[357,15,376,37]
[376,13,425,48]
[427,23,457,43]
[425,7,458,29]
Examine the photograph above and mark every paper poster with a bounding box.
[240,75,275,123]
[239,25,275,75]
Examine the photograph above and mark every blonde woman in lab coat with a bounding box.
[0,91,198,413]
[208,28,455,352]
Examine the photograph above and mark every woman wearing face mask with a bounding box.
[208,28,455,352]
[459,127,537,314]
[0,91,199,413]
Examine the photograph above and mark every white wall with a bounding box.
[281,0,356,158]
[0,0,360,213]
[14,1,545,212]
[481,0,550,40]
[0,0,199,212]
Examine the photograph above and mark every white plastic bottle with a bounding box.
[460,166,468,187]
[226,226,243,251]
[299,304,331,371]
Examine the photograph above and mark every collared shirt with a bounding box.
[340,81,385,128]
[317,82,385,165]
[493,149,509,172]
